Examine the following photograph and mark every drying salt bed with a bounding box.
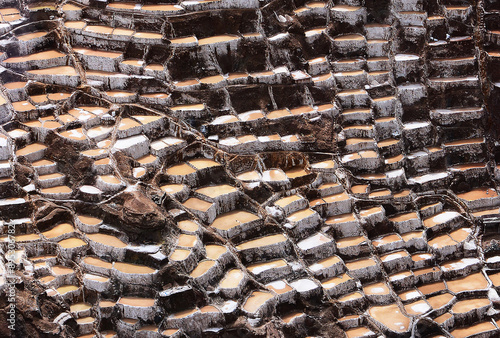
[1,0,500,336]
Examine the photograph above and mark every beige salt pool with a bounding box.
[243,291,273,313]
